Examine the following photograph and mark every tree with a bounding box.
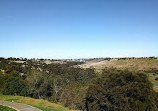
[85,70,157,111]
[3,77,28,96]
[0,71,5,91]
[27,70,53,99]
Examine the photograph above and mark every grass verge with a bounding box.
[0,105,16,111]
[0,93,77,111]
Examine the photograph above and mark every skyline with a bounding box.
[0,0,158,59]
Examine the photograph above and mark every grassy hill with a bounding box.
[0,93,77,111]
[80,58,158,72]
[80,58,158,92]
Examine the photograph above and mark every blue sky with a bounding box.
[0,0,158,59]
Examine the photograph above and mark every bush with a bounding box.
[0,71,5,91]
[85,70,157,111]
[3,77,28,96]
[155,77,158,80]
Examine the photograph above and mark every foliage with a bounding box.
[59,82,88,109]
[0,71,5,91]
[66,61,84,66]
[153,92,158,109]
[155,77,158,80]
[27,70,54,99]
[1,58,158,110]
[85,69,157,111]
[2,77,28,96]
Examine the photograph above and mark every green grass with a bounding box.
[34,105,69,111]
[0,105,16,111]
[0,93,78,111]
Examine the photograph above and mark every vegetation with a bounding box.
[3,77,28,96]
[0,57,158,110]
[0,58,95,110]
[85,69,157,111]
[0,105,16,111]
[0,93,75,111]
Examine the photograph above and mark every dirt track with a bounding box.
[0,100,42,111]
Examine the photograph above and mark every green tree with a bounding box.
[85,70,157,111]
[3,77,28,96]
[27,70,53,99]
[0,71,5,91]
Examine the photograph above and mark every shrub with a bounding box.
[3,77,28,96]
[85,70,157,111]
[155,77,158,80]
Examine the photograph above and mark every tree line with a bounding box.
[0,58,158,110]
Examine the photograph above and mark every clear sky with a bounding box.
[0,0,158,59]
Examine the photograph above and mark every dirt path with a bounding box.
[0,100,42,111]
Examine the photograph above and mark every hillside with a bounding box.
[1,57,158,110]
[79,57,158,92]
[80,58,158,72]
[0,57,94,110]
[0,93,77,111]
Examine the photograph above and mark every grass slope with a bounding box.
[0,94,77,111]
[81,58,158,92]
[0,105,16,111]
[80,58,158,72]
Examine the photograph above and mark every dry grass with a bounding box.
[80,58,158,72]
[80,58,158,92]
